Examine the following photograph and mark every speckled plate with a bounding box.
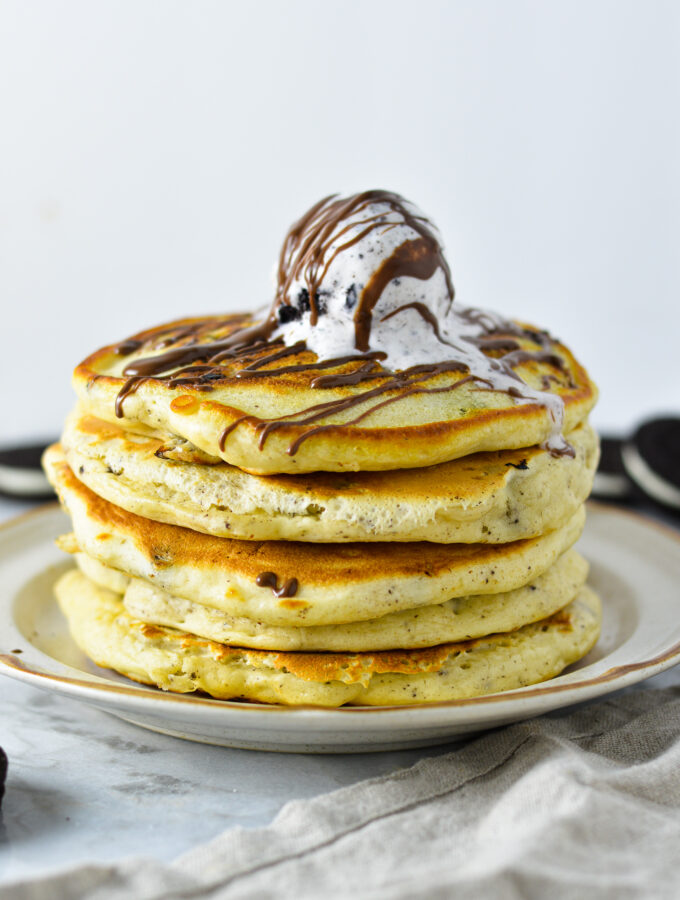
[1,503,679,753]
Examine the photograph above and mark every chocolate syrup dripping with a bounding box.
[275,190,454,349]
[123,341,245,378]
[279,578,299,598]
[548,439,575,459]
[156,322,209,349]
[236,350,387,382]
[236,342,306,373]
[208,340,275,366]
[255,572,299,598]
[311,359,384,389]
[112,317,245,358]
[114,376,149,418]
[121,318,288,381]
[457,308,553,347]
[354,239,446,351]
[465,337,521,353]
[380,300,455,347]
[219,362,481,453]
[286,374,490,456]
[500,349,566,372]
[113,339,143,357]
[115,321,281,416]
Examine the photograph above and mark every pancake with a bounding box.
[44,444,586,628]
[55,569,601,707]
[74,551,130,594]
[77,549,588,651]
[62,410,599,543]
[115,550,588,651]
[73,312,597,474]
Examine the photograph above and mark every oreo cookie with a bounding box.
[0,442,55,499]
[622,417,680,511]
[591,436,633,501]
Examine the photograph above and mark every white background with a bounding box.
[1,0,678,443]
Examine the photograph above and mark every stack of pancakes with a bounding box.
[44,312,601,707]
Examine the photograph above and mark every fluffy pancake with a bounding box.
[55,569,601,706]
[62,410,599,543]
[73,313,597,474]
[45,444,585,627]
[119,551,587,651]
[75,551,130,593]
[77,549,588,651]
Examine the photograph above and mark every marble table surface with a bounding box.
[1,495,679,889]
[0,677,459,887]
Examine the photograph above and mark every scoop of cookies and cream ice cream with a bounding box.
[270,190,455,370]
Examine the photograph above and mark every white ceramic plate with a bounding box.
[1,503,679,753]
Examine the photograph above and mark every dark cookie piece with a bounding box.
[0,442,56,499]
[0,746,7,807]
[591,436,633,501]
[277,288,329,324]
[622,418,680,510]
[345,283,358,310]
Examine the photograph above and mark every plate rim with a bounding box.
[1,501,680,726]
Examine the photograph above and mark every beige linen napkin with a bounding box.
[2,679,680,900]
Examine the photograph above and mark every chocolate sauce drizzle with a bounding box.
[255,571,299,598]
[110,191,574,458]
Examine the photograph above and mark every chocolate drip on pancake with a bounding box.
[113,339,144,357]
[380,301,454,347]
[255,572,299,598]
